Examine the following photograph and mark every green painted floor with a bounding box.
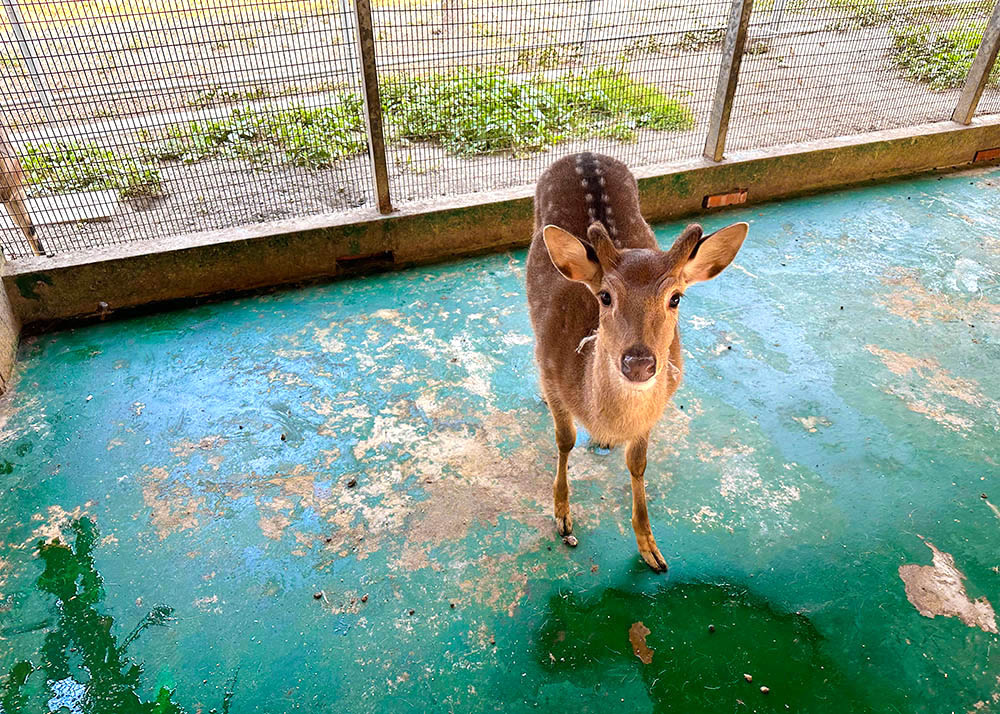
[2,167,1000,713]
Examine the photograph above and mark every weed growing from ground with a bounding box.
[145,98,366,168]
[380,67,694,156]
[21,141,162,198]
[140,68,693,171]
[891,23,997,90]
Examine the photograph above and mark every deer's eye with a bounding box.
[598,290,612,307]
[669,293,682,308]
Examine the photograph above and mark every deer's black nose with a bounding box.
[621,347,656,383]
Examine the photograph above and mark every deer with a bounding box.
[526,152,748,572]
[1,125,44,256]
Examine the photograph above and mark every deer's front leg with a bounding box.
[627,435,667,572]
[549,400,576,543]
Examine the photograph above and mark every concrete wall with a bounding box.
[0,252,20,393]
[5,116,1000,331]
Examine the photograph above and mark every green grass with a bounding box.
[827,0,894,27]
[827,0,993,30]
[21,141,162,199]
[891,23,998,90]
[137,68,693,173]
[380,67,694,156]
[674,28,725,52]
[144,98,366,168]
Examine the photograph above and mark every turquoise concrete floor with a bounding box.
[2,167,1000,713]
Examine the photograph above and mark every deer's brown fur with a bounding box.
[526,152,747,571]
[1,126,43,256]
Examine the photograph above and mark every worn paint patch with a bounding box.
[24,504,94,548]
[0,555,9,601]
[0,394,47,447]
[313,326,347,353]
[866,345,999,433]
[141,466,205,540]
[794,416,832,433]
[967,676,1000,712]
[698,443,802,530]
[898,540,998,633]
[628,621,654,664]
[169,435,228,461]
[878,268,1000,325]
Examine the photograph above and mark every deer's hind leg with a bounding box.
[546,394,576,543]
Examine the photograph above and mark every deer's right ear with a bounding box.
[543,225,601,284]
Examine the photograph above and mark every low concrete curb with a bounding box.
[5,116,1000,332]
[0,252,20,394]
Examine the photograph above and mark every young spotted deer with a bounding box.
[1,125,43,256]
[526,152,748,572]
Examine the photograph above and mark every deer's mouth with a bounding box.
[620,373,657,391]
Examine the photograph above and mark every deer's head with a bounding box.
[542,221,748,387]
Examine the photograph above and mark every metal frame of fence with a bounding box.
[2,0,1000,261]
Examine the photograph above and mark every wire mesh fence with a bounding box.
[370,0,732,203]
[1,0,371,259]
[2,0,1000,260]
[728,0,998,152]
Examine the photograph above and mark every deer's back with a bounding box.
[526,153,655,392]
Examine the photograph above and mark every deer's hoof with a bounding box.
[555,514,573,537]
[636,534,668,573]
[639,548,668,572]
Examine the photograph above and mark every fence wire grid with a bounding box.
[2,0,1000,260]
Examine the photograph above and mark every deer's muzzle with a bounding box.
[621,347,656,383]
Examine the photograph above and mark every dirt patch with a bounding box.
[898,540,998,634]
[628,621,654,664]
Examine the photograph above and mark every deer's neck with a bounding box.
[583,338,673,444]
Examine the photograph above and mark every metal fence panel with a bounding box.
[973,0,1000,116]
[370,0,732,204]
[726,0,997,154]
[3,0,1000,261]
[1,0,371,259]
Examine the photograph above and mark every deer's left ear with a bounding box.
[681,222,748,284]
